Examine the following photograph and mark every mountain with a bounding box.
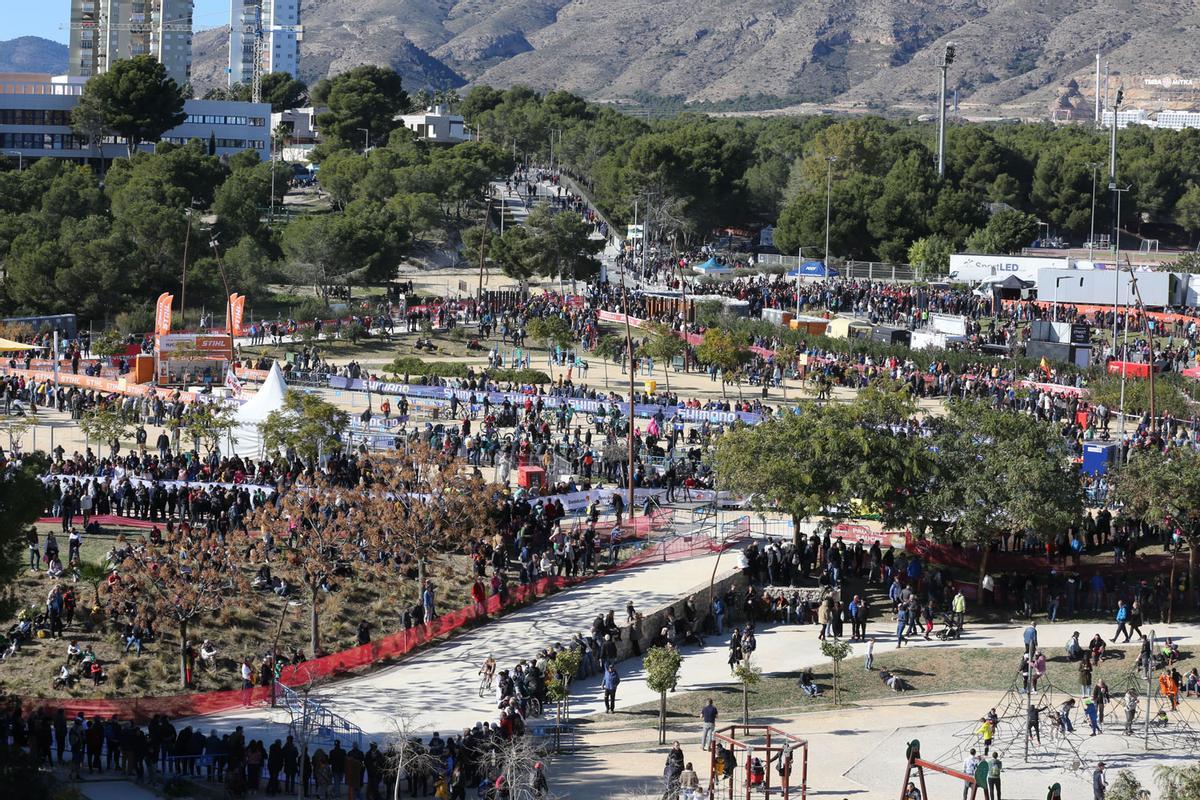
[0,36,67,75]
[188,1,1200,116]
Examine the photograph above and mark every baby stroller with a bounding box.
[936,612,962,640]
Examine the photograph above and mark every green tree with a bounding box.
[526,205,602,289]
[281,201,408,301]
[259,71,308,112]
[592,334,626,388]
[907,234,953,277]
[1155,764,1200,800]
[964,209,1039,254]
[70,90,112,174]
[642,322,685,394]
[1174,184,1200,245]
[526,316,575,378]
[213,160,289,244]
[867,148,936,263]
[0,457,47,620]
[694,328,747,397]
[260,390,349,464]
[1111,448,1200,608]
[712,384,931,543]
[77,55,186,156]
[819,637,853,706]
[643,645,683,744]
[313,66,410,149]
[79,404,132,457]
[733,657,761,725]
[921,401,1082,586]
[1085,374,1191,419]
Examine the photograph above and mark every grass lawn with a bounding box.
[618,642,1192,725]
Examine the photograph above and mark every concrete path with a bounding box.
[79,778,162,800]
[184,552,734,740]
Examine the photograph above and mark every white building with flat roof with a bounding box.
[1100,108,1149,129]
[0,74,268,161]
[397,105,468,143]
[1154,109,1200,130]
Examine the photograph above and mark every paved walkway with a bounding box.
[184,552,735,740]
[79,778,161,800]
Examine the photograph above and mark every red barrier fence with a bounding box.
[20,512,683,722]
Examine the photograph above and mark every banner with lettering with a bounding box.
[154,292,174,335]
[228,293,246,336]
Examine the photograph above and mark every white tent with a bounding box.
[227,361,287,458]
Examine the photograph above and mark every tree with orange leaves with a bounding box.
[253,445,498,657]
[102,525,248,688]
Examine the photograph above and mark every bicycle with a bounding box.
[478,672,494,698]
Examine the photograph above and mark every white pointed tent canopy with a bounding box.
[227,361,288,458]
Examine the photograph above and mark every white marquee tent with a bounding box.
[227,361,287,458]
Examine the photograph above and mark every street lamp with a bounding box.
[1086,161,1100,262]
[1108,86,1124,254]
[358,127,370,152]
[936,43,956,179]
[824,156,837,265]
[1110,183,1133,354]
[1,150,23,171]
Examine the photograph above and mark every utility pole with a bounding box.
[1110,184,1132,353]
[180,203,193,329]
[1086,162,1100,263]
[936,43,956,179]
[1094,46,1102,127]
[618,267,636,516]
[1126,264,1157,429]
[477,196,493,299]
[824,156,837,264]
[1108,87,1124,254]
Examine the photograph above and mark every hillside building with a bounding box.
[397,105,468,143]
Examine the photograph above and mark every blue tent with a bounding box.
[786,260,837,278]
[693,257,733,274]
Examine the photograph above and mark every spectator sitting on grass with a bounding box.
[798,668,822,697]
[880,670,909,692]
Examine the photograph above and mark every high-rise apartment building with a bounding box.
[68,0,194,88]
[227,0,301,88]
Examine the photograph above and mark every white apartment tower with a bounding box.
[227,0,301,88]
[68,0,194,88]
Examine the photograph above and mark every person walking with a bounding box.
[1084,697,1100,736]
[961,750,980,800]
[602,664,621,713]
[699,699,718,752]
[986,751,1002,800]
[1093,762,1107,800]
[895,605,908,649]
[662,741,684,800]
[1113,600,1131,643]
[952,589,966,632]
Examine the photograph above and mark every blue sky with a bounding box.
[11,0,230,43]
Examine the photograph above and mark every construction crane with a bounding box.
[245,21,303,103]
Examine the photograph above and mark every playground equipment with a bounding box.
[900,740,982,799]
[708,725,809,800]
